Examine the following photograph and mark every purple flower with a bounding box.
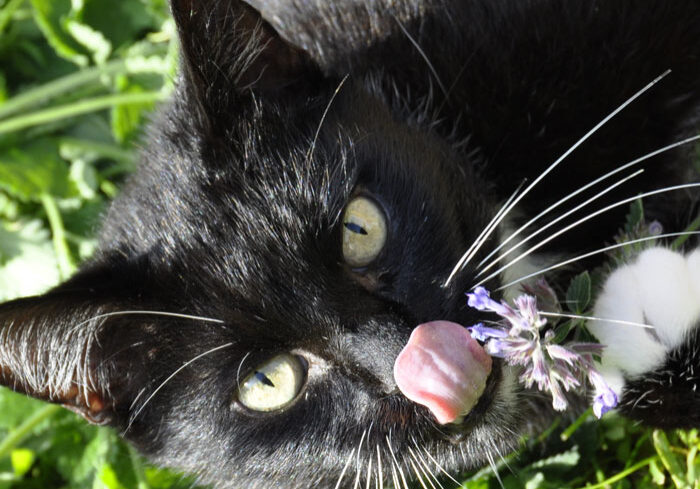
[468,323,509,342]
[648,220,663,236]
[545,344,579,366]
[466,287,531,332]
[549,379,569,411]
[589,369,619,418]
[466,287,619,417]
[485,339,510,358]
[466,287,509,315]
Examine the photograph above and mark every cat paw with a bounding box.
[588,247,700,398]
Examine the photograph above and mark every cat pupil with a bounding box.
[343,222,368,235]
[255,371,275,387]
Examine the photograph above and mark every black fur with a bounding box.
[620,325,700,429]
[1,1,699,487]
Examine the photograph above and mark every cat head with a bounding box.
[0,1,535,487]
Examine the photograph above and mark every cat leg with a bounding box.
[588,247,700,428]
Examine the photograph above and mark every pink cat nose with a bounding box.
[393,321,492,424]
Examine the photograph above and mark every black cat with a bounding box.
[1,0,699,487]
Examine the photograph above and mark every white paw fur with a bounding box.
[589,247,700,396]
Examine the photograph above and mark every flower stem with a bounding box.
[0,92,165,134]
[58,137,134,164]
[535,417,561,443]
[671,213,700,250]
[560,407,592,441]
[0,404,62,459]
[574,456,658,489]
[0,55,167,120]
[40,193,75,279]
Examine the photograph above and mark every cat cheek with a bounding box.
[393,321,492,424]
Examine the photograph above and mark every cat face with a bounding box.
[2,0,699,487]
[0,1,533,487]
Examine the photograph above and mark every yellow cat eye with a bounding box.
[342,196,388,267]
[238,354,306,412]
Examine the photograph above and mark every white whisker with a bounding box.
[306,75,349,164]
[472,181,700,288]
[485,452,504,489]
[376,445,384,489]
[444,180,526,286]
[393,16,448,99]
[386,436,409,489]
[445,69,672,287]
[408,457,429,489]
[390,460,400,489]
[496,231,700,291]
[477,168,644,277]
[491,443,512,477]
[364,453,373,489]
[420,446,460,486]
[408,446,441,489]
[334,448,357,489]
[74,310,224,330]
[126,342,233,432]
[475,134,700,271]
[540,311,654,329]
[354,429,368,489]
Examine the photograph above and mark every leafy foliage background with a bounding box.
[0,0,697,488]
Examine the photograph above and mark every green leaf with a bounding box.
[551,320,576,345]
[0,73,6,104]
[69,158,98,199]
[10,448,35,476]
[461,477,490,489]
[97,463,128,489]
[81,0,160,52]
[526,446,580,471]
[624,199,644,233]
[566,271,591,313]
[111,75,153,143]
[0,138,70,201]
[65,18,112,65]
[29,0,89,66]
[649,459,666,486]
[652,430,687,489]
[0,389,46,431]
[71,426,111,485]
[605,424,626,442]
[0,193,18,221]
[0,220,59,300]
[524,471,546,489]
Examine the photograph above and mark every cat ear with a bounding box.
[170,0,318,101]
[0,294,108,424]
[0,267,134,426]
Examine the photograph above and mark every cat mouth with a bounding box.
[393,321,498,426]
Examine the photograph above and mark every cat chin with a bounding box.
[589,247,700,395]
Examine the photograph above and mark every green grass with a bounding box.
[0,1,698,488]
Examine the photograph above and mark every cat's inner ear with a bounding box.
[170,0,317,101]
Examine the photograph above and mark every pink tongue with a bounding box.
[394,321,492,424]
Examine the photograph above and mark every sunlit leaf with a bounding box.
[0,220,59,300]
[0,139,70,201]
